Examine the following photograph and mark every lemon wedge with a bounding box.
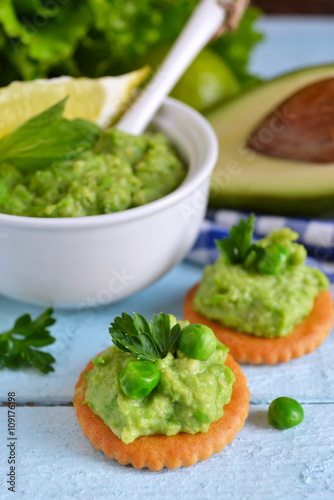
[0,67,149,139]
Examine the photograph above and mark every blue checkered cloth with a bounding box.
[188,210,334,286]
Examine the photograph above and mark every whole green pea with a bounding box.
[119,360,160,399]
[268,397,304,429]
[257,244,289,275]
[178,324,217,361]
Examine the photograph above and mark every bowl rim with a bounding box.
[0,97,218,229]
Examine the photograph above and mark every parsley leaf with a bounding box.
[109,312,181,361]
[243,243,265,269]
[151,314,181,359]
[0,308,56,374]
[110,312,160,362]
[0,98,101,172]
[216,214,255,264]
[215,214,294,275]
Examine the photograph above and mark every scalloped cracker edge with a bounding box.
[184,285,333,365]
[73,353,249,470]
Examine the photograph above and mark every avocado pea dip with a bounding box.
[84,342,234,444]
[0,128,186,217]
[81,313,235,444]
[194,226,329,338]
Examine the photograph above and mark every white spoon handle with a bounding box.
[117,0,227,135]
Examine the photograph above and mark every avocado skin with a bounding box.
[208,64,334,218]
[209,192,334,218]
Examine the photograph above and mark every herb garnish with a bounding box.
[0,98,101,171]
[0,308,56,374]
[215,214,290,275]
[215,214,256,265]
[109,312,181,362]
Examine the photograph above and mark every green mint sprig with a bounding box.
[0,308,56,374]
[109,312,181,362]
[0,98,101,172]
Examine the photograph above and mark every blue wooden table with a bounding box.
[1,17,334,500]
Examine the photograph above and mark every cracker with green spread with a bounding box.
[184,216,333,364]
[73,313,249,470]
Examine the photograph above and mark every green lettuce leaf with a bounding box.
[0,1,263,90]
[26,3,90,66]
[10,0,59,18]
[0,0,27,39]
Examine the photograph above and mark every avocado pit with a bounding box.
[247,78,334,163]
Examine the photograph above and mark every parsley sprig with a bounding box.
[215,214,256,265]
[0,308,56,374]
[109,312,181,361]
[215,214,289,275]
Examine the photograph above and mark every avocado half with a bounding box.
[208,65,334,217]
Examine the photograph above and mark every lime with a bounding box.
[144,45,240,113]
[0,66,149,139]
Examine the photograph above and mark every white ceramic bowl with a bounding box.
[0,98,217,308]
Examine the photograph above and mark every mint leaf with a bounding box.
[0,308,56,373]
[0,99,101,171]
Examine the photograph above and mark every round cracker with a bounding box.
[73,353,249,471]
[184,285,333,364]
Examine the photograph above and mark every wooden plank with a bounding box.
[0,263,201,405]
[0,404,333,499]
[0,16,333,500]
[0,262,333,406]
